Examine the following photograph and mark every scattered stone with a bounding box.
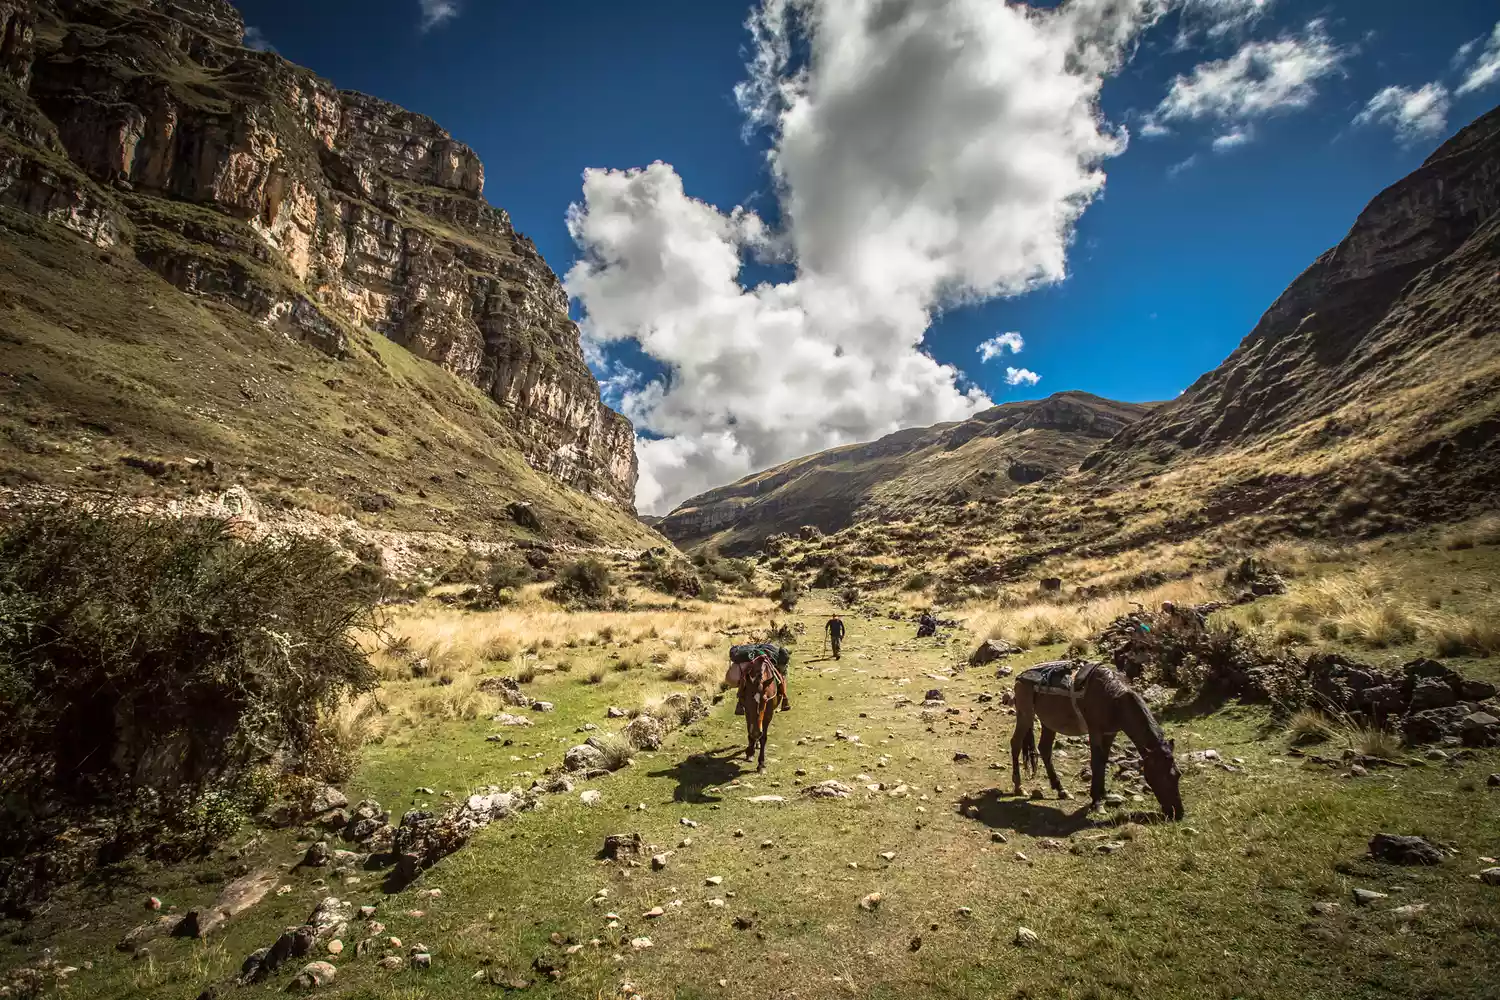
[748,795,785,804]
[301,842,332,868]
[1392,904,1428,919]
[643,907,665,919]
[147,896,162,911]
[679,837,693,848]
[602,834,643,860]
[1104,793,1124,806]
[680,818,699,828]
[631,937,653,950]
[706,876,724,886]
[1097,841,1126,855]
[1487,773,1499,787]
[991,832,1007,844]
[1369,834,1445,866]
[530,701,555,713]
[859,893,883,911]
[1014,927,1039,947]
[607,707,627,718]
[1352,889,1388,906]
[732,916,755,930]
[707,898,726,908]
[953,752,972,762]
[623,715,667,751]
[1309,901,1340,916]
[970,640,1022,666]
[761,840,774,849]
[581,790,603,807]
[492,713,533,727]
[805,780,852,799]
[565,744,608,772]
[411,952,432,969]
[377,956,404,971]
[289,961,337,991]
[326,940,343,956]
[1479,868,1500,886]
[651,854,669,871]
[879,852,896,861]
[1014,852,1030,863]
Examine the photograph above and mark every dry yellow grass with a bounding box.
[966,578,1221,650]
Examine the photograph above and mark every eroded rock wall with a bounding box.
[0,0,636,505]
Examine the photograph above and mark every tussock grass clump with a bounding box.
[1285,710,1335,744]
[588,731,634,771]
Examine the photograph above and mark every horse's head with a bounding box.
[1141,738,1184,820]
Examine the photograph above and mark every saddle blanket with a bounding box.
[1018,659,1098,698]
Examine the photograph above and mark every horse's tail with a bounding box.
[1021,719,1038,777]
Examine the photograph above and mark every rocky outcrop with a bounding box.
[1083,105,1500,524]
[659,392,1150,552]
[0,0,635,505]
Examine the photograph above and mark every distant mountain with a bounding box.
[658,392,1151,553]
[0,0,658,546]
[1084,103,1500,531]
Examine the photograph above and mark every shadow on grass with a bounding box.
[955,789,1170,836]
[647,747,748,803]
[1157,687,1234,723]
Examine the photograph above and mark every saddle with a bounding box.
[1018,659,1099,732]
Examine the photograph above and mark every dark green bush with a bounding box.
[0,509,379,910]
[776,573,803,612]
[550,558,614,607]
[649,560,703,598]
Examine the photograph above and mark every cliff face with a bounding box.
[659,392,1151,553]
[0,0,636,505]
[1086,105,1500,489]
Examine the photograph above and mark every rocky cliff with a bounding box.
[0,0,636,505]
[1084,104,1500,526]
[659,392,1151,553]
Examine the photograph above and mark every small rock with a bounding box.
[707,898,726,908]
[643,907,665,919]
[680,818,699,828]
[1097,841,1125,855]
[706,876,724,886]
[1014,852,1030,863]
[289,961,337,990]
[761,840,774,849]
[1487,773,1499,787]
[531,701,554,713]
[651,854,668,871]
[957,906,972,917]
[859,893,883,911]
[607,707,626,718]
[326,940,343,955]
[1479,868,1500,886]
[879,852,896,861]
[1352,889,1388,906]
[147,896,162,911]
[748,795,785,804]
[411,952,432,969]
[991,832,1007,843]
[377,956,404,971]
[1014,927,1039,947]
[1391,904,1428,918]
[580,790,603,807]
[1309,901,1340,916]
[679,838,693,848]
[631,937,653,950]
[1369,834,1445,866]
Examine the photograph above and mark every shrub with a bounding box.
[0,510,378,909]
[649,560,704,598]
[550,558,614,608]
[485,555,535,594]
[776,574,803,612]
[812,557,849,589]
[583,668,606,685]
[903,571,935,592]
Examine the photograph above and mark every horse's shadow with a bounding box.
[957,788,1168,837]
[646,746,748,803]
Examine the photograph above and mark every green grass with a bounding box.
[3,588,1497,999]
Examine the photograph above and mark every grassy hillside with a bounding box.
[0,210,661,548]
[661,392,1151,554]
[3,533,1497,999]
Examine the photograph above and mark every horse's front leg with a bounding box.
[1040,726,1070,799]
[744,694,758,761]
[1089,731,1116,810]
[756,704,773,772]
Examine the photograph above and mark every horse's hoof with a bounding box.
[1058,789,1074,801]
[1029,789,1045,801]
[1011,786,1024,798]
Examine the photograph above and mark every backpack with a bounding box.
[729,642,790,669]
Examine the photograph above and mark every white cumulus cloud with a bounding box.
[1456,21,1500,96]
[1174,0,1273,45]
[1211,126,1253,151]
[1144,19,1348,147]
[419,0,459,31]
[1353,83,1451,144]
[568,0,1168,514]
[977,332,1025,362]
[1005,367,1043,387]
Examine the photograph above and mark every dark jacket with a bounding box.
[826,618,846,641]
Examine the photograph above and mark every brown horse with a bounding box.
[1009,660,1184,819]
[738,654,783,772]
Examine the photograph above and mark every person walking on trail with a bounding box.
[826,614,846,660]
[726,642,791,715]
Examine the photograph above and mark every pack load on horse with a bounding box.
[727,643,790,771]
[1009,659,1184,820]
[726,642,791,714]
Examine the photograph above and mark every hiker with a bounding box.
[826,614,846,659]
[916,610,938,638]
[726,642,791,714]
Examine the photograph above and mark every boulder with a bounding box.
[969,640,1022,666]
[803,780,852,799]
[601,834,643,861]
[623,715,667,751]
[1368,834,1445,866]
[1461,711,1500,748]
[288,961,337,991]
[477,676,530,707]
[564,744,607,772]
[1409,677,1456,712]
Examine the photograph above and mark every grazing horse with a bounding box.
[1010,660,1184,819]
[738,653,783,772]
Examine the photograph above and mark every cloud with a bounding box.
[1144,19,1348,146]
[243,25,275,52]
[977,332,1025,362]
[567,0,1168,514]
[1456,21,1500,96]
[1174,0,1274,46]
[419,0,459,31]
[1211,126,1253,151]
[1005,367,1042,387]
[1167,154,1199,176]
[1352,83,1451,144]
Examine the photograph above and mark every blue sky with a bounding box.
[236,1,1500,511]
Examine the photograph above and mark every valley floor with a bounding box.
[4,542,1500,1000]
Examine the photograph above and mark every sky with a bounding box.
[235,0,1500,514]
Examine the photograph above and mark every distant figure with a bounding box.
[916,611,938,638]
[826,615,846,659]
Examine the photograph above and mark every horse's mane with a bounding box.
[1098,665,1170,754]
